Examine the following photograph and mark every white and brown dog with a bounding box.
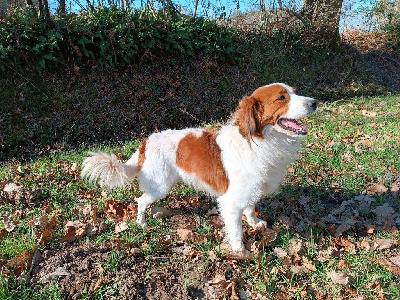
[81,83,317,256]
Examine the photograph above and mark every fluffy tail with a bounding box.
[81,151,139,189]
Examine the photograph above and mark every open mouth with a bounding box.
[277,118,308,135]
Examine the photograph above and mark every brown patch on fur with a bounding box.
[138,139,147,171]
[234,84,291,141]
[176,130,229,194]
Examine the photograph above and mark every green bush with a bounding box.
[0,7,244,72]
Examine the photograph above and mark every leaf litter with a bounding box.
[1,142,400,298]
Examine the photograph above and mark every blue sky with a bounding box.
[46,0,377,30]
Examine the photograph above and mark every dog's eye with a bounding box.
[277,95,286,100]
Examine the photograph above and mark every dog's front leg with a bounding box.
[218,196,248,254]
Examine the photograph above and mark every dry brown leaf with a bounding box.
[337,259,347,270]
[191,232,208,245]
[151,206,172,219]
[0,229,6,240]
[258,227,278,249]
[115,221,128,233]
[61,220,86,242]
[34,215,48,228]
[326,270,349,285]
[334,238,354,251]
[290,265,309,274]
[83,204,92,215]
[273,247,288,259]
[335,218,356,237]
[3,212,16,232]
[302,258,317,272]
[61,227,77,242]
[376,256,400,276]
[176,228,193,241]
[383,218,398,233]
[206,207,219,217]
[361,110,377,117]
[288,238,302,255]
[92,275,103,292]
[38,230,52,244]
[364,224,375,234]
[104,199,136,221]
[357,239,370,251]
[373,238,397,250]
[367,183,388,195]
[6,248,36,276]
[391,183,399,198]
[207,250,218,261]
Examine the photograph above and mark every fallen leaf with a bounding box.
[40,267,70,283]
[130,248,141,256]
[176,228,193,241]
[0,229,6,240]
[288,238,302,255]
[302,257,317,272]
[38,230,52,244]
[373,238,397,250]
[390,183,399,198]
[115,221,128,233]
[273,247,288,259]
[258,227,278,249]
[151,206,172,219]
[206,207,219,217]
[34,215,48,228]
[104,199,136,221]
[361,110,377,117]
[61,220,86,242]
[364,224,375,234]
[3,212,16,232]
[83,204,92,215]
[207,250,218,261]
[92,275,103,292]
[367,183,388,195]
[326,271,349,285]
[335,218,356,237]
[337,259,347,270]
[290,265,309,274]
[6,248,36,276]
[357,239,370,251]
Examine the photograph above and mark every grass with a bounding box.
[1,94,400,298]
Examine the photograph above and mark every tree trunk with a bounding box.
[37,0,43,14]
[42,0,51,19]
[193,0,199,17]
[301,0,344,49]
[260,0,265,12]
[59,0,65,15]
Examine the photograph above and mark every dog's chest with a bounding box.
[218,126,302,194]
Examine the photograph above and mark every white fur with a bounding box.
[81,83,316,254]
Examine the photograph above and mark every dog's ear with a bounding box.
[234,96,261,142]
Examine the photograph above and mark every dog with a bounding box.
[81,83,317,256]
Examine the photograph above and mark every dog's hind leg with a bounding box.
[136,193,158,228]
[243,205,267,228]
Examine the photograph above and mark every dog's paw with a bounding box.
[231,247,253,260]
[254,219,267,229]
[248,218,267,229]
[220,243,253,260]
[136,219,147,229]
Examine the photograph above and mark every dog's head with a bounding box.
[234,83,317,140]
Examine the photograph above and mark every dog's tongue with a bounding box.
[282,119,307,132]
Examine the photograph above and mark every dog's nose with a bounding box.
[308,99,318,110]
